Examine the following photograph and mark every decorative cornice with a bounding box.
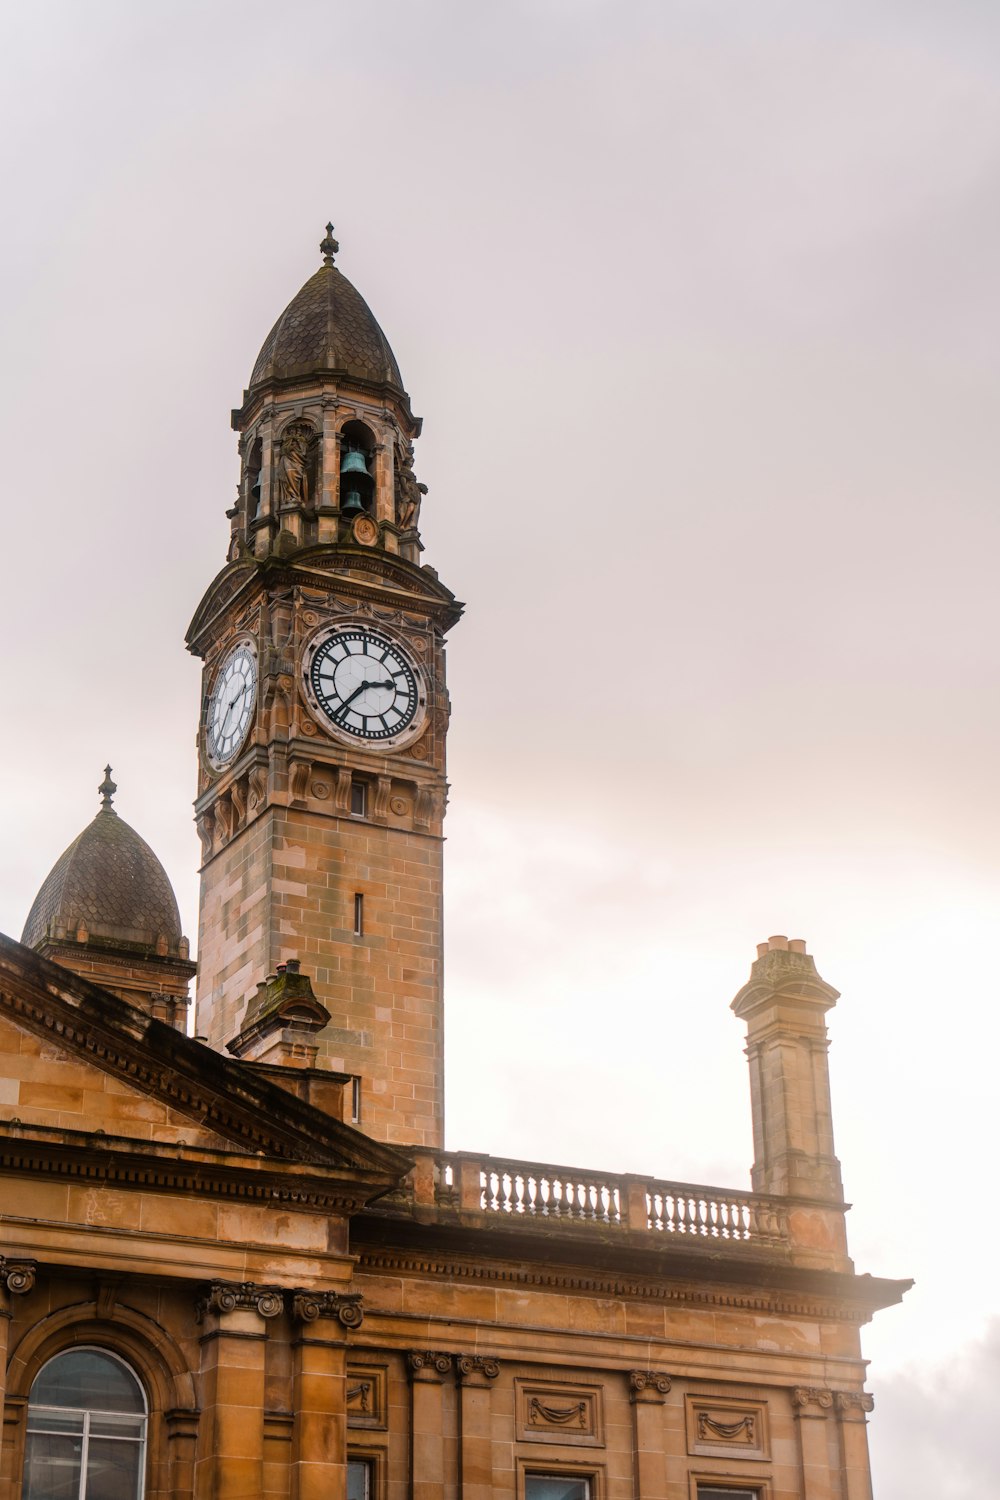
[355,1249,872,1324]
[197,1281,284,1321]
[0,1257,36,1296]
[792,1387,833,1411]
[835,1391,875,1419]
[292,1291,364,1328]
[0,1128,380,1214]
[629,1370,672,1403]
[456,1354,500,1384]
[407,1350,453,1382]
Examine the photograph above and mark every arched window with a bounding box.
[24,1347,147,1500]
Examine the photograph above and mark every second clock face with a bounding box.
[207,641,257,768]
[306,627,422,743]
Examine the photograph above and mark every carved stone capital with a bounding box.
[456,1354,500,1385]
[630,1370,672,1404]
[791,1387,834,1412]
[291,1291,364,1329]
[197,1281,284,1322]
[407,1350,453,1383]
[835,1391,875,1420]
[0,1257,36,1299]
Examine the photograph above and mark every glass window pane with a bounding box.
[23,1431,84,1500]
[525,1478,589,1500]
[31,1351,145,1414]
[89,1413,145,1440]
[27,1407,86,1435]
[84,1436,143,1500]
[698,1490,759,1500]
[348,1459,371,1500]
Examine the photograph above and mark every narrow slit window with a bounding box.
[350,780,367,817]
[354,893,364,936]
[351,1076,361,1124]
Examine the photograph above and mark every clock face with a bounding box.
[206,642,257,768]
[304,627,423,743]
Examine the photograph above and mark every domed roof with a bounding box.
[249,223,404,393]
[22,769,185,957]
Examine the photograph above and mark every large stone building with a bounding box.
[0,227,908,1500]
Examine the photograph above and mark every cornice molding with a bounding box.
[355,1248,871,1324]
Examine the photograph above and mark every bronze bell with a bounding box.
[341,488,366,515]
[340,447,369,477]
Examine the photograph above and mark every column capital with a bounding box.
[0,1257,36,1297]
[456,1354,500,1386]
[197,1280,284,1322]
[835,1391,875,1421]
[629,1370,672,1404]
[291,1291,363,1329]
[407,1350,453,1383]
[791,1386,834,1412]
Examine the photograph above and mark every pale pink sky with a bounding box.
[1,4,999,1492]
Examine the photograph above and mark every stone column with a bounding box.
[408,1352,454,1500]
[0,1259,36,1500]
[456,1356,500,1500]
[792,1388,835,1500]
[194,1281,282,1500]
[835,1392,875,1500]
[629,1372,671,1500]
[290,1292,363,1500]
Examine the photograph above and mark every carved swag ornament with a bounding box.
[698,1413,756,1443]
[529,1398,587,1428]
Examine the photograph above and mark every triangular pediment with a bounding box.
[0,934,409,1192]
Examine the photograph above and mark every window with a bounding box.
[350,780,368,817]
[526,1478,590,1500]
[24,1348,147,1500]
[348,1457,373,1500]
[354,893,364,936]
[697,1489,761,1500]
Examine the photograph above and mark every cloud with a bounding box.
[871,1323,1000,1499]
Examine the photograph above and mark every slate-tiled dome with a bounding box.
[22,771,185,957]
[249,250,404,393]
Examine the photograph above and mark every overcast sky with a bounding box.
[1,3,998,1493]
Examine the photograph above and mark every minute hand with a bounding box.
[332,679,381,720]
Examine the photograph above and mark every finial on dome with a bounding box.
[320,221,339,267]
[98,765,117,812]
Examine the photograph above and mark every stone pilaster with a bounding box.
[194,1281,282,1500]
[629,1372,671,1500]
[456,1356,500,1500]
[835,1392,875,1500]
[408,1352,454,1500]
[290,1293,363,1500]
[792,1387,835,1500]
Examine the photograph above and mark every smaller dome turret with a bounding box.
[22,769,195,1028]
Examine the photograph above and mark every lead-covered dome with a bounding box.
[22,769,186,958]
[249,223,403,393]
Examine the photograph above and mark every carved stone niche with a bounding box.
[686,1394,769,1461]
[347,1363,388,1430]
[516,1380,604,1448]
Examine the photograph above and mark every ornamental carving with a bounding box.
[291,1291,364,1328]
[698,1413,755,1443]
[198,1281,283,1320]
[407,1350,453,1381]
[529,1398,587,1427]
[630,1370,672,1402]
[456,1354,501,1383]
[792,1387,834,1410]
[0,1257,36,1295]
[835,1392,875,1417]
[347,1380,372,1412]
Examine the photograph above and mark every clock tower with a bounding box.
[187,225,462,1147]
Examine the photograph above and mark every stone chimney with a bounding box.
[731,936,844,1203]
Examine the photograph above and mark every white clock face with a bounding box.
[206,642,257,768]
[304,627,423,744]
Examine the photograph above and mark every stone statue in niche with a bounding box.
[394,438,426,532]
[276,422,316,508]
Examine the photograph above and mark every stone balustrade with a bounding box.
[395,1149,791,1253]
